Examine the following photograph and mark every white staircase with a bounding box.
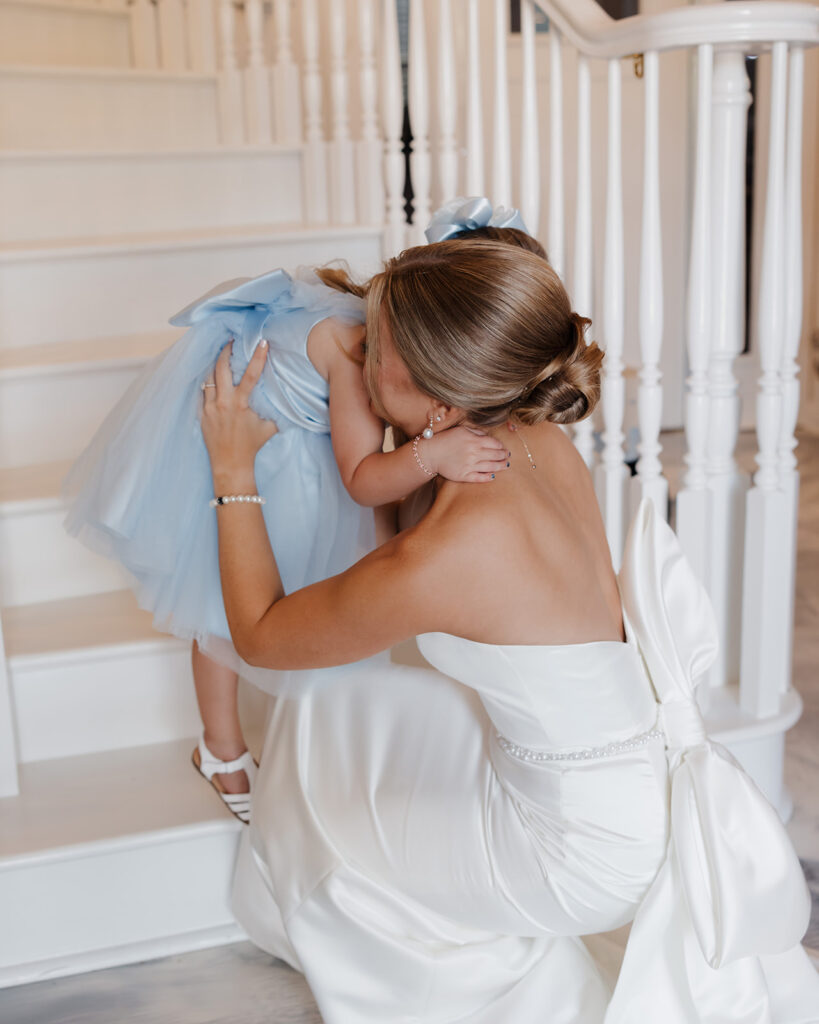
[0,0,382,987]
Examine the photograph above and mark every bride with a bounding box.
[200,237,819,1022]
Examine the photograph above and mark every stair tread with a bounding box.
[0,737,241,860]
[0,458,72,506]
[0,143,302,161]
[0,327,178,377]
[2,588,178,659]
[0,221,383,261]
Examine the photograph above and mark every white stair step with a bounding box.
[3,587,269,763]
[0,329,179,469]
[0,738,248,988]
[0,0,131,69]
[3,589,202,762]
[0,65,221,150]
[0,223,383,350]
[0,460,134,606]
[0,146,304,243]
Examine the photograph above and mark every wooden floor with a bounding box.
[1,428,817,1023]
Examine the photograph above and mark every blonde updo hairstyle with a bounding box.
[361,239,603,428]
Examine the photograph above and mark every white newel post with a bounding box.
[548,25,564,279]
[217,0,244,145]
[328,0,356,224]
[740,42,790,718]
[130,0,159,69]
[380,0,405,255]
[408,0,432,245]
[355,0,384,225]
[519,0,539,233]
[631,50,667,523]
[0,624,19,798]
[572,52,595,468]
[301,0,329,223]
[776,45,805,700]
[186,0,217,73]
[271,0,302,145]
[676,44,713,606]
[243,0,273,144]
[595,58,628,570]
[437,0,458,205]
[465,0,484,196]
[705,50,751,692]
[157,0,188,70]
[492,0,512,206]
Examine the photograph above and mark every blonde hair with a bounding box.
[361,239,603,427]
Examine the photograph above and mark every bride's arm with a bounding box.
[202,339,447,668]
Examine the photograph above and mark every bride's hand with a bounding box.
[201,339,278,484]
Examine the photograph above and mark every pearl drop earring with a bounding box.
[422,415,434,440]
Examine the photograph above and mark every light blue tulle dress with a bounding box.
[61,267,380,694]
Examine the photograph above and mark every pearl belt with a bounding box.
[495,724,665,764]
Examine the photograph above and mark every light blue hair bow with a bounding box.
[424,196,530,244]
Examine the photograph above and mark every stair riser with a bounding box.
[1,360,163,468]
[0,233,382,349]
[0,828,242,986]
[11,642,200,762]
[0,70,220,150]
[0,504,131,606]
[9,637,270,763]
[0,4,131,69]
[0,150,304,243]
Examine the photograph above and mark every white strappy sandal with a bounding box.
[191,736,258,824]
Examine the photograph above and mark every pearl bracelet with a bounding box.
[412,435,438,478]
[209,494,266,508]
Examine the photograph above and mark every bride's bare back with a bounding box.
[402,419,625,648]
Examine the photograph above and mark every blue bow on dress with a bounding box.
[424,196,530,244]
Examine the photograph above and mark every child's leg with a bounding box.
[192,639,250,795]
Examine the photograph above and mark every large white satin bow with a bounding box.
[617,498,810,969]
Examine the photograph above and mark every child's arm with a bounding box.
[312,320,509,507]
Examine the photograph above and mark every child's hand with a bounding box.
[426,425,511,483]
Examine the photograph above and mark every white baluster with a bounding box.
[408,0,432,245]
[572,53,594,468]
[548,25,564,278]
[594,59,627,570]
[328,0,356,223]
[437,0,458,204]
[704,51,752,693]
[356,0,383,225]
[301,0,328,223]
[217,0,244,146]
[775,45,805,698]
[157,0,187,70]
[740,42,790,718]
[631,50,667,524]
[676,44,713,599]
[381,0,405,254]
[492,0,511,206]
[519,0,539,233]
[243,0,273,144]
[464,0,484,196]
[271,0,302,145]
[130,0,159,69]
[185,0,216,73]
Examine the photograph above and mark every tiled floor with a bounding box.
[1,428,817,1023]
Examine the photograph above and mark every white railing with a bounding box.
[93,0,819,814]
[401,0,818,817]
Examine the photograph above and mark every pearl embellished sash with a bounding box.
[495,723,665,764]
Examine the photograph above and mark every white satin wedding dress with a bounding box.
[231,498,819,1023]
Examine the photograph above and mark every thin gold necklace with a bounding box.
[509,423,537,470]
